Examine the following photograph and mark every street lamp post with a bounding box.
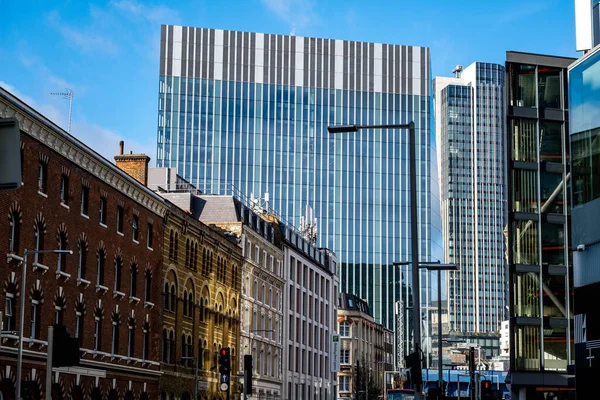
[328,122,421,398]
[244,329,274,400]
[395,261,457,397]
[181,356,200,400]
[13,248,72,400]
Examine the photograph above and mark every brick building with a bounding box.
[0,87,167,399]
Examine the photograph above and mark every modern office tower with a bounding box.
[434,62,507,337]
[336,293,394,399]
[156,26,442,348]
[505,51,575,399]
[569,45,600,398]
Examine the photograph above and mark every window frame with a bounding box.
[99,196,107,226]
[60,174,69,205]
[132,215,139,243]
[38,161,47,194]
[81,186,89,216]
[117,206,124,235]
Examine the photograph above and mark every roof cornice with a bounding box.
[0,88,167,217]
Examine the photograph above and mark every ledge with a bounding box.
[77,278,91,288]
[113,290,126,299]
[60,202,70,210]
[129,296,140,304]
[80,213,90,220]
[99,223,107,229]
[6,253,23,263]
[37,191,48,198]
[96,284,109,293]
[32,262,49,273]
[56,270,71,281]
[143,301,155,309]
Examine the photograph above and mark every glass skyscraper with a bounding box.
[434,62,507,335]
[156,26,442,342]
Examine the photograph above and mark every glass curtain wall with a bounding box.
[508,62,572,372]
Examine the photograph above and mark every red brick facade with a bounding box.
[0,93,167,400]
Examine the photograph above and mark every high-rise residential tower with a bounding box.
[155,25,443,358]
[434,63,507,336]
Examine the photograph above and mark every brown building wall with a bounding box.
[0,132,165,399]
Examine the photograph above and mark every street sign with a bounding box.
[221,374,229,383]
[220,383,229,392]
[331,334,340,372]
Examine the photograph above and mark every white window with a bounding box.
[340,348,350,364]
[112,321,119,354]
[81,186,89,216]
[99,197,107,225]
[340,375,350,392]
[30,300,39,339]
[128,324,135,357]
[94,318,101,351]
[4,295,14,331]
[60,174,69,205]
[339,321,351,337]
[132,215,139,242]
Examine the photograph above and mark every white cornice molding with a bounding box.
[0,93,167,217]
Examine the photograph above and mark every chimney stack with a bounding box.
[114,141,150,186]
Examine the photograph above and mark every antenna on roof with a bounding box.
[51,88,73,133]
[452,65,463,78]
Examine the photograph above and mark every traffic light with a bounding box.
[481,380,492,399]
[244,354,253,395]
[52,324,80,368]
[219,347,231,375]
[219,348,231,393]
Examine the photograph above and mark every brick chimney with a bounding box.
[114,141,150,186]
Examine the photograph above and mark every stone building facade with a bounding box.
[0,87,167,399]
[197,196,285,400]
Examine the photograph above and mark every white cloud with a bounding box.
[260,0,318,34]
[46,10,119,55]
[583,60,600,90]
[110,0,180,23]
[0,81,155,165]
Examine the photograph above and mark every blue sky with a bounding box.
[1,0,579,163]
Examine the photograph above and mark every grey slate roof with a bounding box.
[197,195,240,223]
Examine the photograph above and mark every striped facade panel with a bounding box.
[159,25,429,96]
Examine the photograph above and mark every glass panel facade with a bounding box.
[512,169,538,214]
[512,118,537,162]
[538,67,562,109]
[507,56,573,376]
[156,29,441,342]
[571,128,600,206]
[510,64,536,108]
[540,170,565,214]
[539,121,563,162]
[514,271,540,317]
[514,325,541,371]
[436,62,506,334]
